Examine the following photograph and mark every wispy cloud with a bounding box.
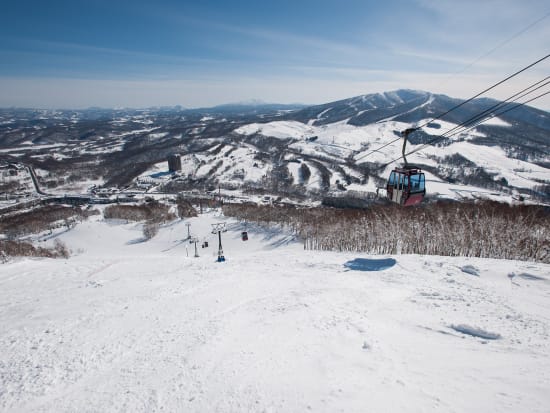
[1,0,549,109]
[413,0,550,47]
[212,23,364,58]
[154,9,367,63]
[2,37,223,65]
[390,48,501,68]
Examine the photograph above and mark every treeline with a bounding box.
[0,204,99,239]
[1,239,69,260]
[104,202,173,239]
[104,202,175,223]
[103,198,197,223]
[104,199,196,240]
[222,201,550,263]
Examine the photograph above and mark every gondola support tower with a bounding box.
[211,223,227,262]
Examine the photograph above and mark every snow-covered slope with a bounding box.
[232,115,549,201]
[1,213,549,412]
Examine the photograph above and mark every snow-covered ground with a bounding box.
[1,211,549,412]
[235,118,550,197]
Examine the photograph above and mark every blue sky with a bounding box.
[1,0,549,109]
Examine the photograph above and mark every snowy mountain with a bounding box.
[188,100,305,115]
[0,90,549,205]
[287,90,550,131]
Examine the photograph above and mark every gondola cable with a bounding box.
[378,53,550,206]
[431,11,550,91]
[381,88,550,168]
[413,53,550,131]
[437,89,550,145]
[356,53,550,165]
[438,77,550,138]
[442,89,550,141]
[380,87,549,205]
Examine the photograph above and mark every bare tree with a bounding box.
[223,201,550,263]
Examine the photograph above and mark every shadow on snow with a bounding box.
[226,221,298,249]
[344,258,397,271]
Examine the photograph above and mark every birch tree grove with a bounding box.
[223,201,550,263]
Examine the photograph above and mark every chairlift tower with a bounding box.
[190,237,199,258]
[185,222,191,240]
[211,223,227,262]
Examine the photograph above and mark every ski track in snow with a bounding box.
[1,213,550,412]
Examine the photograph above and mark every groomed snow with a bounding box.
[235,121,313,140]
[1,211,549,412]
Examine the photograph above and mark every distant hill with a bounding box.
[286,89,550,130]
[0,90,548,205]
[186,102,306,115]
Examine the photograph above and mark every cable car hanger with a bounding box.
[400,127,417,167]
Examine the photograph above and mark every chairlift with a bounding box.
[241,231,248,241]
[386,128,426,206]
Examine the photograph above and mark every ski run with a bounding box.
[1,211,549,412]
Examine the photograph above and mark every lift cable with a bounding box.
[355,53,550,164]
[413,53,550,131]
[434,11,550,86]
[382,88,550,168]
[441,89,550,141]
[430,76,550,139]
[380,87,550,168]
[355,136,403,163]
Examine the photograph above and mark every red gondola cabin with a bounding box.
[386,167,425,206]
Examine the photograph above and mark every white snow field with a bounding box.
[1,212,550,412]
